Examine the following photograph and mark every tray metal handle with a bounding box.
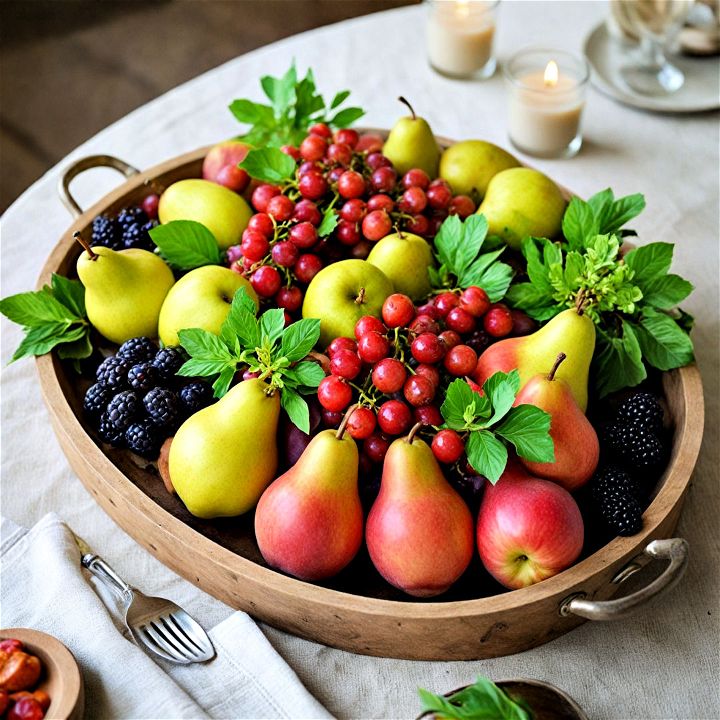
[58,155,139,218]
[560,538,688,621]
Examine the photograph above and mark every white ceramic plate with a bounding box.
[584,22,720,114]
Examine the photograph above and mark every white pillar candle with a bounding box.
[426,0,499,80]
[505,49,590,159]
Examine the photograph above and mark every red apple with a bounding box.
[477,461,584,589]
[202,139,251,187]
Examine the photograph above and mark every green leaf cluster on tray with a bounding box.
[505,189,694,397]
[176,287,323,432]
[229,62,365,148]
[0,275,92,368]
[238,147,298,185]
[429,214,514,302]
[149,220,222,271]
[440,372,553,483]
[419,676,532,720]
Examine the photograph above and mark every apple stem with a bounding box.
[547,352,567,381]
[406,422,423,444]
[74,231,98,261]
[355,287,366,305]
[337,403,360,440]
[398,96,416,121]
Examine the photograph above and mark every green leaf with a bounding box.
[239,147,297,184]
[0,289,79,327]
[280,317,320,362]
[51,274,86,317]
[440,379,479,431]
[505,282,553,313]
[624,242,673,284]
[465,261,514,303]
[636,309,694,370]
[466,431,508,484]
[587,188,614,223]
[261,63,297,113]
[433,214,463,269]
[150,220,221,270]
[328,106,365,128]
[521,237,553,294]
[495,405,554,463]
[221,288,261,351]
[287,360,325,388]
[329,90,350,109]
[229,99,274,125]
[317,207,339,238]
[455,214,488,273]
[599,192,646,234]
[178,328,234,362]
[259,308,286,347]
[11,322,77,362]
[482,371,519,426]
[212,365,237,398]
[177,357,232,378]
[280,387,310,433]
[55,332,93,360]
[640,274,693,309]
[562,197,599,250]
[593,324,647,397]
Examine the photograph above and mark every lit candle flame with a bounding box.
[456,0,470,18]
[544,60,559,88]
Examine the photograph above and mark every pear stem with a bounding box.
[354,287,366,305]
[575,289,589,316]
[547,353,567,381]
[398,96,416,121]
[74,231,98,261]
[336,403,360,440]
[406,422,423,444]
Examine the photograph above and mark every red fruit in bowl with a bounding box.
[300,134,327,161]
[460,286,490,317]
[414,363,440,388]
[382,293,415,328]
[248,212,274,238]
[409,314,440,336]
[364,433,390,463]
[317,376,352,412]
[275,286,303,313]
[327,336,357,357]
[251,265,282,297]
[293,200,322,226]
[309,122,332,138]
[347,406,377,440]
[411,333,445,364]
[366,151,392,170]
[444,345,477,377]
[357,331,390,363]
[216,164,250,193]
[446,307,476,334]
[484,305,513,337]
[356,134,384,153]
[251,184,281,212]
[330,349,362,380]
[334,128,359,148]
[354,315,386,339]
[476,461,584,590]
[434,292,460,317]
[298,171,329,201]
[367,194,395,213]
[372,358,407,394]
[414,403,443,426]
[402,168,431,190]
[448,194,476,218]
[327,142,353,166]
[289,221,318,249]
[431,429,465,464]
[377,400,412,435]
[338,170,366,199]
[362,210,392,241]
[294,254,323,284]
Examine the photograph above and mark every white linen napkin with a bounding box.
[0,513,332,719]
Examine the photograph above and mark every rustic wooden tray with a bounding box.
[35,143,705,660]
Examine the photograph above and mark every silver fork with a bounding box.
[81,553,215,664]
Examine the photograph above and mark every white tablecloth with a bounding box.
[1,2,718,718]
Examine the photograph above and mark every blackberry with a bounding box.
[179,381,215,415]
[117,336,156,363]
[122,219,157,250]
[617,392,663,433]
[466,329,491,356]
[152,347,185,381]
[125,419,161,458]
[127,362,160,393]
[604,421,665,470]
[98,411,125,446]
[600,492,643,536]
[96,355,130,389]
[591,465,641,504]
[105,390,140,431]
[83,383,114,417]
[91,215,121,249]
[116,206,148,232]
[144,387,179,429]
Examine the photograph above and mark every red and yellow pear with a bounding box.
[254,410,363,581]
[366,424,474,597]
[514,353,599,491]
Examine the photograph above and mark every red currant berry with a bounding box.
[438,329,461,349]
[377,400,412,436]
[294,254,323,284]
[317,375,352,412]
[248,212,274,237]
[484,306,514,337]
[382,293,415,328]
[298,172,328,201]
[283,310,293,327]
[251,265,282,297]
[251,184,281,212]
[510,309,537,336]
[322,408,343,428]
[334,128,359,148]
[460,286,490,317]
[434,292,460,317]
[444,345,478,376]
[446,307,476,334]
[432,429,465,464]
[347,406,377,440]
[340,198,367,223]
[298,160,322,176]
[327,337,357,357]
[366,152,392,170]
[141,193,159,219]
[402,168,431,190]
[426,183,453,210]
[271,240,299,267]
[411,332,446,364]
[371,358,407,394]
[300,134,327,161]
[414,363,441,389]
[308,123,332,139]
[448,195,476,218]
[416,302,441,319]
[275,285,303,312]
[337,170,366,199]
[406,214,430,236]
[241,230,269,261]
[403,375,435,407]
[337,220,361,246]
[327,166,344,184]
[414,404,443,426]
[409,314,440,335]
[280,144,301,160]
[289,221,318,249]
[330,349,362,380]
[367,194,395,212]
[293,199,322,226]
[327,142,353,166]
[357,331,391,363]
[371,166,397,193]
[364,433,390,463]
[362,210,392,241]
[354,315,386,339]
[398,186,428,214]
[350,240,372,260]
[216,165,250,193]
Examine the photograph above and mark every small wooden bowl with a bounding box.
[0,628,83,720]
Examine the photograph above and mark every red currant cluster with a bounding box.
[225,122,479,322]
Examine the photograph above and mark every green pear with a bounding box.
[169,378,281,518]
[382,97,440,178]
[158,178,253,250]
[302,259,393,347]
[366,231,434,301]
[478,168,567,250]
[158,265,258,347]
[439,140,520,198]
[76,244,174,345]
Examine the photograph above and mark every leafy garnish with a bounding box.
[419,676,532,720]
[229,62,365,148]
[176,288,322,432]
[429,214,514,302]
[238,147,297,184]
[0,274,92,368]
[149,220,222,270]
[440,373,553,483]
[506,190,694,396]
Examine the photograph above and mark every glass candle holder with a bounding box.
[504,48,590,159]
[426,0,499,80]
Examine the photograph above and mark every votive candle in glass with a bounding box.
[505,48,590,158]
[426,0,499,80]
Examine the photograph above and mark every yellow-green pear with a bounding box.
[367,231,434,301]
[169,378,281,518]
[382,97,440,178]
[439,140,520,198]
[76,244,174,344]
[478,168,567,250]
[158,179,253,250]
[158,265,258,347]
[472,307,596,411]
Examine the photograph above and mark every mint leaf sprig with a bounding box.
[440,372,554,484]
[176,287,323,433]
[229,62,365,148]
[429,214,514,302]
[419,675,532,720]
[0,274,92,368]
[149,220,222,271]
